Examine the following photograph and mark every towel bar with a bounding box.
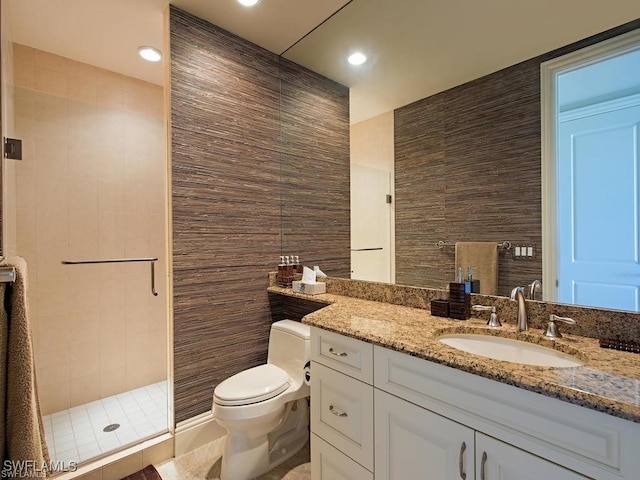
[0,266,16,283]
[62,257,159,296]
[435,240,511,250]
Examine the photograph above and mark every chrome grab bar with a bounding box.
[62,257,159,296]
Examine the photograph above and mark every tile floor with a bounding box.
[43,381,169,465]
[156,436,310,480]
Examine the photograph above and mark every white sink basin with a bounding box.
[438,334,583,368]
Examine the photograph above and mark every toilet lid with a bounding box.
[214,364,290,406]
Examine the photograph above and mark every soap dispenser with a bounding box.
[448,267,470,319]
[291,255,300,276]
[283,256,293,288]
[277,256,286,287]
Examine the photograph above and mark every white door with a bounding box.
[557,103,640,310]
[374,389,474,480]
[476,433,588,479]
[350,164,392,283]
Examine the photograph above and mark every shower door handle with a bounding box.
[151,261,159,296]
[63,257,159,296]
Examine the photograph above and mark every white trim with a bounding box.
[174,410,226,457]
[541,58,558,302]
[540,29,640,302]
[559,92,640,122]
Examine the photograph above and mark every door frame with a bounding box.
[540,29,640,301]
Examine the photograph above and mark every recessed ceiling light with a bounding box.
[348,52,367,66]
[237,0,260,6]
[138,46,162,63]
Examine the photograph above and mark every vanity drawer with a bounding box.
[311,433,373,480]
[311,326,374,383]
[311,361,374,471]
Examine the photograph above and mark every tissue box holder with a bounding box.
[292,281,326,295]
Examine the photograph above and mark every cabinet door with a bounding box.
[476,433,589,479]
[311,434,373,480]
[375,389,474,480]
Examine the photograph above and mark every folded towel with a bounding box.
[0,256,50,476]
[455,242,499,295]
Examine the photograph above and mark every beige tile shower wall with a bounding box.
[12,44,167,415]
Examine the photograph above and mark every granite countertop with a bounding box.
[268,286,640,423]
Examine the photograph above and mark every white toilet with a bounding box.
[212,320,311,480]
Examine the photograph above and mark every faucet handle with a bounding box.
[472,305,492,312]
[472,305,501,327]
[544,314,576,339]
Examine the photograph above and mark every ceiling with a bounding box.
[6,0,350,86]
[7,0,640,123]
[282,0,640,122]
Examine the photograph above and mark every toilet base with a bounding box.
[220,399,309,480]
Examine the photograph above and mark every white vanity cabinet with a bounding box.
[375,388,475,479]
[310,326,640,480]
[310,327,374,480]
[475,433,586,480]
[375,389,585,479]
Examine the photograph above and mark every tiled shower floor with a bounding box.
[43,381,168,465]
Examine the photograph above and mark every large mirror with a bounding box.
[281,0,640,311]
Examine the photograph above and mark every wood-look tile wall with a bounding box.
[395,19,640,297]
[280,59,350,277]
[268,292,327,322]
[169,7,349,423]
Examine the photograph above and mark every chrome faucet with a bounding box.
[510,286,528,331]
[529,279,542,300]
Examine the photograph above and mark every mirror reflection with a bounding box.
[281,0,640,311]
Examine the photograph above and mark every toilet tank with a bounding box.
[267,320,310,380]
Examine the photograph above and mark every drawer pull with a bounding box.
[329,405,348,417]
[459,442,466,479]
[480,451,487,480]
[328,347,348,357]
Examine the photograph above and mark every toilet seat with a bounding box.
[214,364,290,406]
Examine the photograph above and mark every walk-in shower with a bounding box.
[9,39,169,468]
